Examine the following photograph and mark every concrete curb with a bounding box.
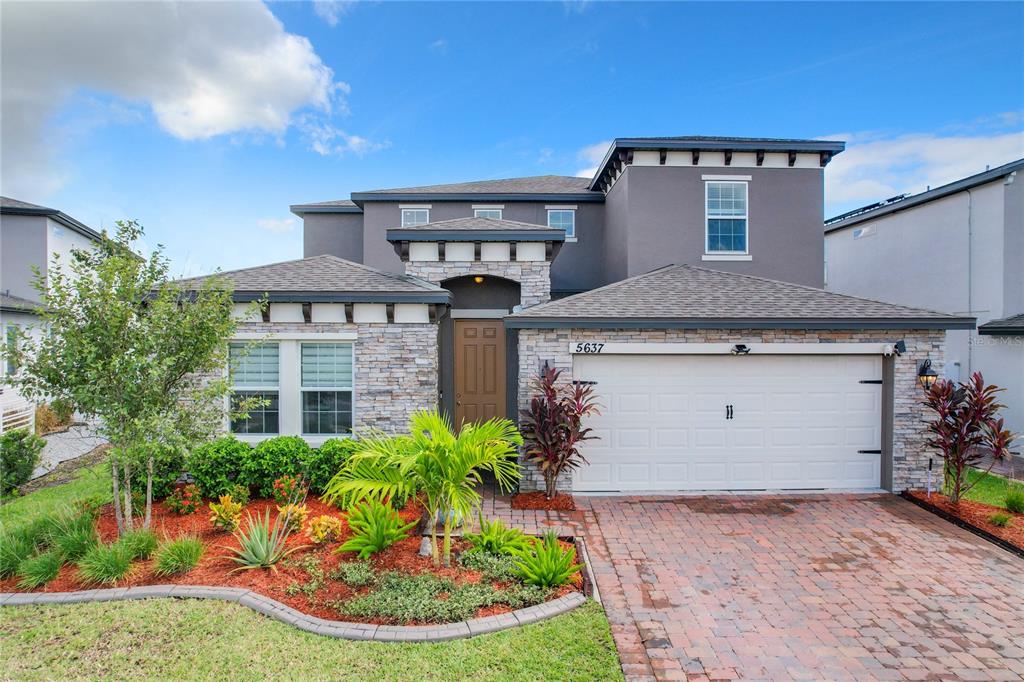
[0,586,588,642]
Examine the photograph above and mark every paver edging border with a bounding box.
[0,585,588,641]
[901,491,1024,559]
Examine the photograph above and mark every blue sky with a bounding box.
[2,1,1022,276]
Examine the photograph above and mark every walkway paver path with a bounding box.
[33,423,106,479]
[486,489,1024,681]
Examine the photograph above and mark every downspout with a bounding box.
[966,188,974,376]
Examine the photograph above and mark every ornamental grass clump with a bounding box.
[153,536,204,576]
[224,508,305,573]
[50,514,98,562]
[989,512,1013,528]
[77,543,133,585]
[0,533,36,578]
[337,499,416,560]
[16,550,63,589]
[116,529,159,560]
[514,531,581,589]
[1005,487,1024,514]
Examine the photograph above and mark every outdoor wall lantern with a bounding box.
[917,358,939,391]
[473,276,485,284]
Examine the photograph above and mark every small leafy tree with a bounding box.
[3,220,257,534]
[322,409,521,567]
[519,365,600,499]
[924,372,1016,504]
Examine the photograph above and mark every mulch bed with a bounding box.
[905,490,1024,554]
[1,493,580,624]
[511,491,576,511]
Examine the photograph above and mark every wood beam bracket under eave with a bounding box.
[473,241,482,261]
[385,303,395,324]
[819,151,832,167]
[509,242,518,262]
[691,149,700,165]
[343,303,354,323]
[545,242,554,261]
[756,150,765,166]
[393,241,410,261]
[788,151,797,167]
[724,150,732,166]
[437,241,446,262]
[659,149,667,165]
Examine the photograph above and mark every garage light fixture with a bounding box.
[473,276,485,284]
[730,344,751,355]
[917,359,939,391]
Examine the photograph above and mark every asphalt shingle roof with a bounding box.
[978,313,1024,335]
[507,265,973,329]
[176,255,448,302]
[1,196,55,211]
[359,175,596,195]
[388,216,560,232]
[0,293,42,313]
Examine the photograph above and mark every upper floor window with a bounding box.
[474,209,502,220]
[401,208,429,227]
[301,342,354,435]
[705,181,748,253]
[229,342,280,435]
[547,209,576,240]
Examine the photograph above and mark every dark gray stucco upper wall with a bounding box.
[617,165,826,287]
[1003,175,1023,315]
[360,201,606,289]
[0,214,47,300]
[603,171,631,285]
[303,213,364,261]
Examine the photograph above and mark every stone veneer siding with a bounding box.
[515,327,944,493]
[233,321,437,435]
[405,261,551,307]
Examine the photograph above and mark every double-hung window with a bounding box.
[401,208,429,227]
[229,342,280,435]
[301,342,353,435]
[473,208,502,219]
[547,209,576,240]
[705,181,748,253]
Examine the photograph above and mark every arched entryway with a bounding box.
[439,275,521,428]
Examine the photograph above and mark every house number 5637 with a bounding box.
[574,342,605,353]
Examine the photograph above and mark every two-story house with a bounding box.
[824,159,1023,447]
[184,136,973,494]
[1,196,103,433]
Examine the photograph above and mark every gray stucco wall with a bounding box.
[1,214,47,300]
[302,213,364,261]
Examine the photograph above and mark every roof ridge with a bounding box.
[516,264,678,314]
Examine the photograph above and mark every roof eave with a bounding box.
[386,228,565,243]
[504,316,976,331]
[229,290,451,304]
[351,192,603,203]
[289,204,363,216]
[1,206,103,241]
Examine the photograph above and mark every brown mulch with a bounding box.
[1,493,581,624]
[906,490,1024,552]
[511,491,576,511]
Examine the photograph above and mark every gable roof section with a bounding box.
[978,313,1024,336]
[386,216,565,242]
[506,265,974,330]
[289,199,362,215]
[350,175,603,203]
[1,196,103,242]
[176,254,449,304]
[825,158,1024,232]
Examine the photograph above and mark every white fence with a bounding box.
[0,386,35,435]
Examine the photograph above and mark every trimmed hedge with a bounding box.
[186,436,251,498]
[129,445,185,501]
[1,428,45,495]
[305,438,360,493]
[241,436,310,498]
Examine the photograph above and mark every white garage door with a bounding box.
[573,354,882,492]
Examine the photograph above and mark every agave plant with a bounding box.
[224,508,306,573]
[322,409,521,567]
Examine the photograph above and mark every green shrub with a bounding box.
[77,543,133,585]
[228,483,251,506]
[337,572,548,624]
[129,444,185,501]
[337,500,417,560]
[226,508,305,572]
[116,529,159,560]
[458,549,519,582]
[16,549,64,589]
[305,438,360,493]
[51,398,75,424]
[329,560,375,587]
[1,428,45,495]
[50,513,98,562]
[989,512,1013,528]
[1006,487,1024,514]
[186,436,251,498]
[166,483,202,515]
[153,536,204,576]
[464,517,532,556]
[514,532,581,589]
[0,532,36,578]
[209,495,243,532]
[243,436,309,498]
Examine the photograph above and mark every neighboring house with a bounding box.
[824,159,1023,446]
[0,197,104,434]
[194,136,972,494]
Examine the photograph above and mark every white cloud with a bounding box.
[257,218,297,234]
[825,128,1024,215]
[0,1,372,198]
[313,0,354,27]
[574,140,611,178]
[429,38,448,52]
[300,119,390,156]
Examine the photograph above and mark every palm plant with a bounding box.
[322,409,522,567]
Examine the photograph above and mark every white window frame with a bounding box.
[401,208,430,227]
[546,208,576,241]
[227,341,281,436]
[704,180,749,256]
[473,208,503,220]
[299,342,355,437]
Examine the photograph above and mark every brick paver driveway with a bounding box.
[579,494,1024,681]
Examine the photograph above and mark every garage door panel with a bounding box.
[573,353,882,492]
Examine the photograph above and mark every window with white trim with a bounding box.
[229,342,280,435]
[547,209,575,239]
[4,324,20,377]
[401,209,429,227]
[301,342,353,435]
[705,181,748,253]
[473,209,502,219]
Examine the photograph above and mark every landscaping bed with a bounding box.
[512,491,577,511]
[904,490,1024,556]
[1,493,584,626]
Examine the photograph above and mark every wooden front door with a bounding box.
[454,319,506,428]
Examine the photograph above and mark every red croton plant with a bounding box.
[923,372,1016,504]
[519,365,601,499]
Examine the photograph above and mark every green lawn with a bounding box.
[0,462,110,530]
[1,597,622,681]
[961,468,1024,509]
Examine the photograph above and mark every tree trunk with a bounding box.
[111,454,125,535]
[442,514,453,568]
[544,470,558,500]
[430,507,440,567]
[122,459,134,532]
[144,455,154,529]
